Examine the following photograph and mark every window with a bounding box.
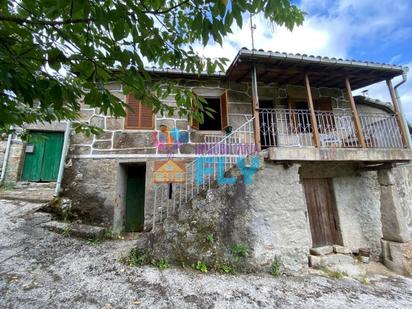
[125,94,154,129]
[191,91,229,131]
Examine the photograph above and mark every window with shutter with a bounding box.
[125,94,154,129]
[190,91,229,131]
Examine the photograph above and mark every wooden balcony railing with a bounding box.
[259,108,404,149]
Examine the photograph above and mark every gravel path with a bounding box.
[1,199,412,309]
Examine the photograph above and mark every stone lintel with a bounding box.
[268,147,412,162]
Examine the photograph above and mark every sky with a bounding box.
[193,0,412,121]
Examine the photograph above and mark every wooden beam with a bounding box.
[304,74,321,148]
[345,77,366,148]
[251,65,261,151]
[387,79,409,148]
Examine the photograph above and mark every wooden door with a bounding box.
[21,131,64,182]
[303,178,338,247]
[125,165,146,232]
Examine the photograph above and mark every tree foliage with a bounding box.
[0,0,304,133]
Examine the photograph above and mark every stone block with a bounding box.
[91,148,156,155]
[286,85,320,100]
[333,245,352,254]
[113,132,154,148]
[319,87,343,98]
[202,80,220,88]
[92,140,112,150]
[156,119,176,130]
[94,131,113,140]
[228,91,250,102]
[79,109,94,122]
[310,246,333,256]
[179,143,196,154]
[90,116,105,128]
[106,117,124,130]
[41,221,106,239]
[228,103,253,114]
[308,255,323,268]
[380,185,411,242]
[381,239,412,276]
[227,81,248,93]
[378,169,395,186]
[176,120,189,130]
[71,132,93,145]
[70,145,91,155]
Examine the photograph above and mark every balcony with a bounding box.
[259,109,412,162]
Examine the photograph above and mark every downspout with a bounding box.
[394,70,412,149]
[0,127,13,185]
[54,121,71,197]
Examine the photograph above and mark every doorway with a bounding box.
[303,178,340,247]
[125,165,146,232]
[21,131,64,182]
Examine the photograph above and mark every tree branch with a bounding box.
[0,14,92,26]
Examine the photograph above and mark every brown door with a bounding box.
[303,178,338,247]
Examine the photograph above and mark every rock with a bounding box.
[309,253,356,269]
[322,254,356,266]
[308,255,324,268]
[41,221,106,239]
[310,246,333,256]
[333,245,352,254]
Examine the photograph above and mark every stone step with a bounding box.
[0,188,54,203]
[41,221,106,239]
[309,253,357,269]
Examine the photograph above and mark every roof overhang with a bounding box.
[226,49,408,90]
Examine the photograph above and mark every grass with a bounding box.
[231,244,248,261]
[152,258,170,270]
[120,249,150,267]
[61,225,72,237]
[194,260,208,273]
[270,256,281,277]
[323,268,348,279]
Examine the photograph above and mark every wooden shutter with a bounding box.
[125,94,154,129]
[190,92,199,130]
[220,90,229,129]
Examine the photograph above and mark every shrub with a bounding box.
[120,249,150,267]
[231,244,249,261]
[270,256,281,277]
[153,258,170,270]
[195,260,208,273]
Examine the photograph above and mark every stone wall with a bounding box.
[69,80,348,158]
[0,140,6,176]
[393,165,412,238]
[151,162,311,274]
[299,162,382,257]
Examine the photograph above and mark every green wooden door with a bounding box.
[125,166,146,232]
[21,131,64,182]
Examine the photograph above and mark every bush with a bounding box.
[120,249,150,267]
[231,244,249,261]
[270,256,281,277]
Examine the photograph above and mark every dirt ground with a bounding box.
[1,199,412,309]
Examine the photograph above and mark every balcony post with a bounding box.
[304,74,320,147]
[345,77,366,148]
[251,64,261,151]
[386,79,409,148]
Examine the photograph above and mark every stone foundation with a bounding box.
[381,239,412,276]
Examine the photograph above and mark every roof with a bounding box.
[138,48,408,90]
[354,95,395,114]
[225,48,408,90]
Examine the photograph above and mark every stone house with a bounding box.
[1,48,412,275]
